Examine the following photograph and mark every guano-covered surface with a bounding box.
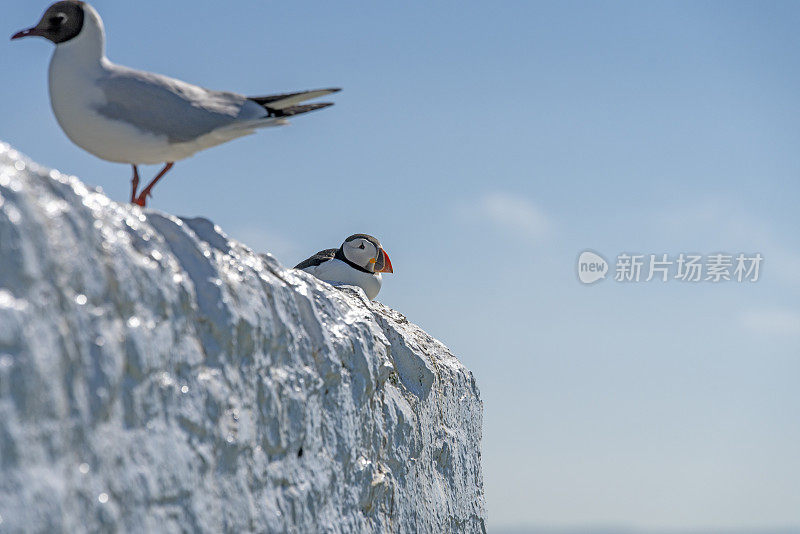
[0,143,485,533]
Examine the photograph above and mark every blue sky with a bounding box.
[4,1,800,531]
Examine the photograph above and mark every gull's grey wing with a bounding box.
[294,249,337,270]
[270,103,334,118]
[249,88,340,110]
[95,67,267,143]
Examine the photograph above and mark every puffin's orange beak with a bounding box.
[378,249,393,273]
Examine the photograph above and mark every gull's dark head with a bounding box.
[11,1,86,44]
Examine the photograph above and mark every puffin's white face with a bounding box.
[342,237,381,273]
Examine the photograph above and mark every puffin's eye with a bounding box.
[359,244,365,249]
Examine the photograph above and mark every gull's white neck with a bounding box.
[46,5,114,163]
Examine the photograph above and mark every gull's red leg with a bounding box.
[130,164,140,203]
[134,162,174,207]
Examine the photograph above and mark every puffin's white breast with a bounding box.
[303,258,383,300]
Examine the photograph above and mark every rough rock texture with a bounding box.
[0,143,485,533]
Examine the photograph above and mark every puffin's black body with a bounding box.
[294,249,338,270]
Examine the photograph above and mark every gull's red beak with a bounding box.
[11,27,41,40]
[378,249,393,273]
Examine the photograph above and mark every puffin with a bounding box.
[11,1,338,207]
[295,234,393,300]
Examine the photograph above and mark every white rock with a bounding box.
[0,143,486,533]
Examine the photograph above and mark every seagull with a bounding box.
[295,234,393,300]
[11,1,338,207]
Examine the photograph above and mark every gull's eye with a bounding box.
[50,13,67,26]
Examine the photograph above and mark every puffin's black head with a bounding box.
[11,1,86,44]
[341,234,393,274]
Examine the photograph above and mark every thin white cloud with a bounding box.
[740,308,800,337]
[471,191,552,241]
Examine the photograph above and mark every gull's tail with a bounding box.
[248,88,340,118]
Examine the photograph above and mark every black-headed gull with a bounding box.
[295,234,393,300]
[12,1,339,207]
